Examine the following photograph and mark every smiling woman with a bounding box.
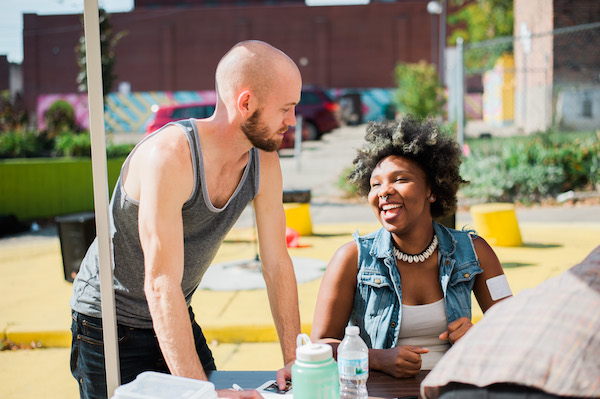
[310,115,511,378]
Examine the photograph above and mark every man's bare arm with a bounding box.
[253,150,301,365]
[133,129,207,380]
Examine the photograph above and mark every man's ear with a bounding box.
[236,90,253,118]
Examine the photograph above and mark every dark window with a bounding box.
[582,95,592,118]
[172,105,215,119]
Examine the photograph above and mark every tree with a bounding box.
[76,8,126,99]
[0,91,28,132]
[448,0,513,44]
[394,61,445,119]
[447,0,514,71]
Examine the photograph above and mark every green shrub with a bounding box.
[461,131,600,204]
[44,100,78,139]
[0,131,44,158]
[337,166,359,199]
[54,132,91,157]
[106,142,135,158]
[394,61,445,118]
[53,132,135,158]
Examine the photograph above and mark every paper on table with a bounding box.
[256,380,294,398]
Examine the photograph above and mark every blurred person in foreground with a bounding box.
[69,40,302,399]
[421,245,600,398]
[311,116,511,377]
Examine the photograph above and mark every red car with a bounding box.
[294,86,340,140]
[280,86,341,149]
[145,101,216,135]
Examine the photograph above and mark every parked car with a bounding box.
[145,101,216,135]
[293,86,341,140]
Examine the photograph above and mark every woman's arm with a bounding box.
[311,241,359,344]
[472,236,512,313]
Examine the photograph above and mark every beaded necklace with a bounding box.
[393,235,438,263]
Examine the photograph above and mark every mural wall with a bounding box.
[37,88,483,133]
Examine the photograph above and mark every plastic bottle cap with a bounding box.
[296,343,333,362]
[345,326,360,335]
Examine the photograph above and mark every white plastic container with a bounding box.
[111,371,218,399]
[337,326,369,399]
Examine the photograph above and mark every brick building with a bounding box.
[22,0,441,117]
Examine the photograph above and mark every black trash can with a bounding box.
[55,212,96,282]
[283,189,312,204]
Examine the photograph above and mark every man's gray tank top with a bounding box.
[70,118,260,328]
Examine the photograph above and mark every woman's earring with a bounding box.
[429,195,435,202]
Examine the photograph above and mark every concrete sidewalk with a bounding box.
[2,124,600,399]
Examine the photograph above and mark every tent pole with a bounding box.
[83,0,121,396]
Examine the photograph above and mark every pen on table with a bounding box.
[232,383,244,391]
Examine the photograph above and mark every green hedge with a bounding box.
[460,131,600,204]
[0,157,126,221]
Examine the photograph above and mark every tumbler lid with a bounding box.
[296,343,333,362]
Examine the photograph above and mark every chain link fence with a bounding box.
[446,21,600,141]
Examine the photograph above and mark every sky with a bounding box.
[0,0,134,64]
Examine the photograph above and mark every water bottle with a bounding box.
[292,333,340,399]
[337,326,369,399]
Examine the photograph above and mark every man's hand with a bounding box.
[372,346,429,378]
[216,389,264,398]
[275,360,294,390]
[439,317,473,344]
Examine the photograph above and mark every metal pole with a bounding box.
[523,52,527,131]
[431,14,437,67]
[294,115,303,172]
[456,37,464,148]
[439,0,447,86]
[83,0,121,396]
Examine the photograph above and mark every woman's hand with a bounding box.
[439,317,473,344]
[371,346,429,378]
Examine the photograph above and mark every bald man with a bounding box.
[70,41,302,399]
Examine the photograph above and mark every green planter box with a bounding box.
[0,157,126,221]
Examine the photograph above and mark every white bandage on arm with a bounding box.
[486,274,512,301]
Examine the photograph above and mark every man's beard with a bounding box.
[241,109,283,152]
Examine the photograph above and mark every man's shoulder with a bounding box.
[140,125,191,159]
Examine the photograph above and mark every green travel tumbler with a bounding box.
[292,333,340,399]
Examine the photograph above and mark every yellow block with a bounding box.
[470,203,522,247]
[6,330,71,348]
[284,203,313,236]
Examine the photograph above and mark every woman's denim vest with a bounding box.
[349,222,482,349]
